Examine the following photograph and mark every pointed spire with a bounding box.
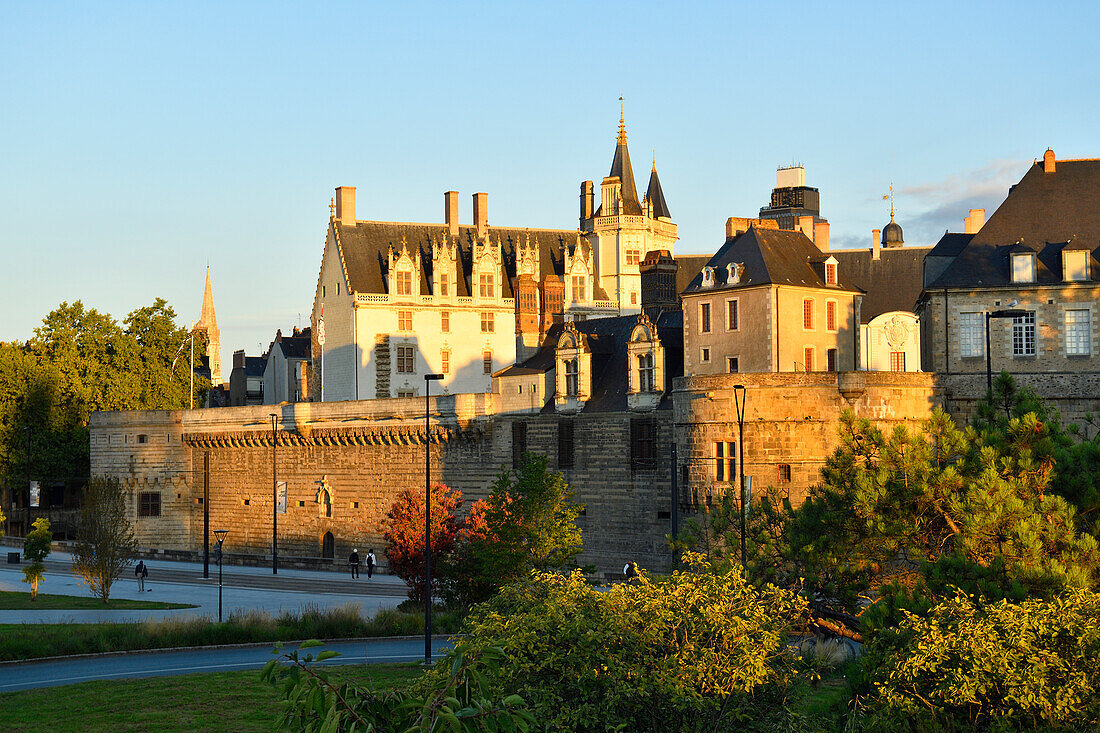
[646,159,671,221]
[607,99,642,215]
[199,266,217,329]
[617,96,627,145]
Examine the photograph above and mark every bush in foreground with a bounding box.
[855,587,1100,731]
[422,553,807,732]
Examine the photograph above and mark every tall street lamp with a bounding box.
[423,372,444,665]
[985,308,1028,396]
[270,413,280,575]
[732,384,749,577]
[213,528,229,622]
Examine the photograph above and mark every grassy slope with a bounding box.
[0,663,424,733]
[0,590,195,611]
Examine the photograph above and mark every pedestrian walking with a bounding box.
[623,561,636,582]
[365,549,376,579]
[135,560,148,592]
[349,548,361,579]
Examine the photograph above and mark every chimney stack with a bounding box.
[796,215,815,241]
[964,208,985,234]
[335,186,356,225]
[1043,148,1056,173]
[473,192,488,238]
[872,229,881,261]
[814,220,830,252]
[445,191,459,236]
[580,180,594,222]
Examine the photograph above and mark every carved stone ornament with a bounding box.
[884,316,910,349]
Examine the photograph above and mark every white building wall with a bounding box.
[312,227,356,401]
[861,311,922,372]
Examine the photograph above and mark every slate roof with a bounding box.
[674,255,710,295]
[830,246,931,321]
[278,334,312,360]
[496,310,684,414]
[594,124,643,216]
[334,221,579,297]
[681,227,863,294]
[243,356,266,378]
[646,165,671,220]
[926,158,1100,288]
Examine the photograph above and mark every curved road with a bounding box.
[0,637,452,692]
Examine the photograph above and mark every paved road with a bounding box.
[0,637,453,692]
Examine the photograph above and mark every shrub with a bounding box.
[857,588,1100,731]
[423,553,808,732]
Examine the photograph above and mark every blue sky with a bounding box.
[3,1,1097,373]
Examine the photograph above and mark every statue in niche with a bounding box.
[315,475,334,518]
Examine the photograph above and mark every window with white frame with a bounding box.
[958,312,984,357]
[727,356,739,373]
[396,345,415,373]
[1012,253,1036,283]
[396,270,413,296]
[1064,251,1089,282]
[1012,312,1036,356]
[1065,309,1090,355]
[700,348,710,363]
[637,353,654,392]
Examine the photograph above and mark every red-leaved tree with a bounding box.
[383,483,464,604]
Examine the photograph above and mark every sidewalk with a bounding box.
[0,550,409,624]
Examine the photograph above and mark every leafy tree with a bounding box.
[71,475,137,603]
[22,517,52,600]
[383,483,464,605]
[262,640,534,732]
[423,554,808,732]
[856,588,1100,731]
[451,452,583,605]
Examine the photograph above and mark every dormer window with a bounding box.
[396,270,413,296]
[439,273,449,296]
[701,267,715,288]
[637,353,654,391]
[571,275,586,300]
[564,358,579,397]
[1012,252,1036,283]
[726,262,744,285]
[479,273,494,298]
[825,262,837,285]
[1064,250,1089,282]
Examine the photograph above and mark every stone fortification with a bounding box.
[939,372,1100,428]
[672,372,943,506]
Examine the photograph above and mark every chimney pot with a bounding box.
[814,220,830,252]
[872,229,881,261]
[335,186,356,224]
[445,191,459,236]
[964,208,985,234]
[473,192,488,238]
[1043,148,1056,173]
[580,180,594,222]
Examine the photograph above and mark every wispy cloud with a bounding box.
[897,159,1028,242]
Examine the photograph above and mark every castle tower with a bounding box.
[581,104,677,315]
[193,267,222,386]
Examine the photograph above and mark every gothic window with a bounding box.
[396,270,413,296]
[637,352,654,392]
[571,275,585,299]
[480,273,495,298]
[564,358,579,397]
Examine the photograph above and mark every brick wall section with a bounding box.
[673,372,943,506]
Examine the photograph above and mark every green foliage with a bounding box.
[425,554,808,732]
[448,452,584,606]
[21,517,52,600]
[71,475,138,603]
[787,408,1098,613]
[262,641,534,732]
[856,588,1100,731]
[0,299,207,490]
[383,483,465,605]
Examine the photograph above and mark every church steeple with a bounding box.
[193,267,222,387]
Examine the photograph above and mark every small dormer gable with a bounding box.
[1010,248,1037,283]
[725,262,745,285]
[823,255,839,286]
[554,322,592,413]
[701,266,715,288]
[1062,246,1090,282]
[627,313,665,410]
[389,237,418,298]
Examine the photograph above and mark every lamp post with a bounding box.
[213,528,229,622]
[423,372,444,665]
[985,308,1029,397]
[270,413,279,575]
[732,384,748,577]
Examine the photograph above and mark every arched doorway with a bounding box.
[321,532,334,559]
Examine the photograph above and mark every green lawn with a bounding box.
[0,590,195,611]
[0,663,424,733]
